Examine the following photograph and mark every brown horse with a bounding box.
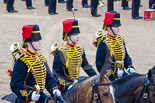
[63,72,116,103]
[111,69,155,103]
[1,71,115,103]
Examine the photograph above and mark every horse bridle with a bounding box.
[136,74,155,103]
[91,75,113,103]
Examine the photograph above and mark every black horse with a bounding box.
[112,69,155,103]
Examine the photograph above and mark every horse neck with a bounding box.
[63,77,94,103]
[113,75,146,102]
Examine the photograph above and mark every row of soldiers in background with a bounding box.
[4,0,102,17]
[93,0,154,19]
[106,0,154,19]
[4,0,35,13]
[47,0,103,17]
[47,0,143,18]
[3,0,67,13]
[3,0,155,18]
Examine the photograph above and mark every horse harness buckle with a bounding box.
[143,74,149,99]
[143,93,148,98]
[91,75,100,102]
[94,93,98,99]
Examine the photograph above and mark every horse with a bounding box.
[62,71,116,103]
[111,69,155,103]
[1,71,115,103]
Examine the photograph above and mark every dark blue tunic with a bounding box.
[10,50,58,103]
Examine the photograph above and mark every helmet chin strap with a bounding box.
[110,26,117,36]
[30,42,37,51]
[69,36,76,45]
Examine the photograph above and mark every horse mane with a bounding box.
[112,73,146,103]
[64,76,92,96]
[112,73,144,84]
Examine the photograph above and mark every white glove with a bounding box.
[53,89,61,97]
[127,68,136,74]
[31,91,40,101]
[117,68,124,77]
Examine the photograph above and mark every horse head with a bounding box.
[96,70,115,103]
[63,70,115,103]
[134,69,155,103]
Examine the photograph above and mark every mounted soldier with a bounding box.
[52,19,97,94]
[10,25,61,103]
[96,11,136,81]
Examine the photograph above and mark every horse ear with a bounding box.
[100,69,107,77]
[100,69,112,80]
[105,69,112,78]
[99,69,109,82]
[148,69,155,83]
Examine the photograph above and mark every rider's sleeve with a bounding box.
[96,40,111,72]
[10,59,33,102]
[81,50,97,76]
[53,50,65,78]
[45,62,58,96]
[52,50,70,86]
[124,42,135,69]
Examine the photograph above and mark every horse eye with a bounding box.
[103,93,108,96]
[153,94,155,97]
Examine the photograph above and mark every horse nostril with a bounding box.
[103,93,108,96]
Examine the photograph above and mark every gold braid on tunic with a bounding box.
[20,50,47,91]
[60,44,83,81]
[103,34,125,78]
